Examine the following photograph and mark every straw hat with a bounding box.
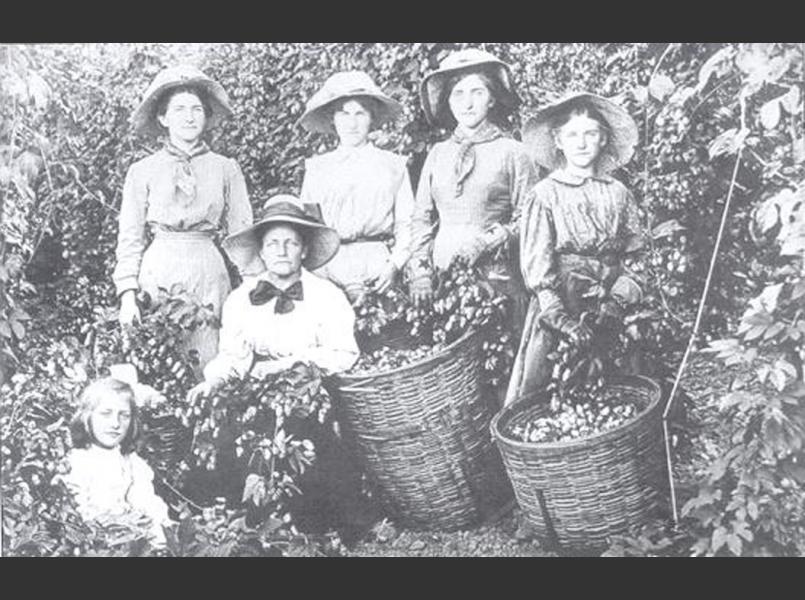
[523,92,639,174]
[222,195,340,276]
[297,70,403,134]
[131,65,233,138]
[420,48,519,127]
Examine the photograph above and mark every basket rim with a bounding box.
[335,327,480,384]
[491,375,662,453]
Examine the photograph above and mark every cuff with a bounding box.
[116,277,139,297]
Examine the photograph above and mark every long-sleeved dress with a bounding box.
[300,144,415,299]
[505,170,645,406]
[409,124,537,331]
[113,142,253,369]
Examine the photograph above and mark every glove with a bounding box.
[540,308,592,347]
[409,276,434,307]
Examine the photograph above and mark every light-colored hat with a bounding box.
[131,65,233,137]
[222,194,340,276]
[297,70,403,134]
[420,48,519,127]
[523,92,639,174]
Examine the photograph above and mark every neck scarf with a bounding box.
[249,279,304,314]
[450,122,504,197]
[163,140,210,208]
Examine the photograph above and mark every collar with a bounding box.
[331,142,375,162]
[548,169,616,187]
[245,268,312,291]
[163,140,210,161]
[450,121,504,146]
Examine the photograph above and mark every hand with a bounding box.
[540,308,592,348]
[455,237,487,267]
[119,290,141,327]
[369,261,398,294]
[564,321,593,347]
[186,378,223,404]
[596,299,624,329]
[410,276,433,307]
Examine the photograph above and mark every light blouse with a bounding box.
[63,446,170,541]
[113,147,253,295]
[410,135,536,273]
[520,170,645,313]
[203,269,360,382]
[300,144,415,270]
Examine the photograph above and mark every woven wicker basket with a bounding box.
[491,375,665,550]
[331,329,510,531]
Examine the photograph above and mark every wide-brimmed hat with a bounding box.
[297,70,403,135]
[420,48,519,128]
[523,92,639,174]
[131,65,234,138]
[222,194,340,276]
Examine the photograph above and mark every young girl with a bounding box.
[505,92,644,407]
[64,377,171,546]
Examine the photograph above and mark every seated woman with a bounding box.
[64,377,172,548]
[187,194,376,544]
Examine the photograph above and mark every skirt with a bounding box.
[139,230,230,371]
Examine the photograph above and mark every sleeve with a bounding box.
[299,158,315,204]
[299,285,359,374]
[112,162,148,296]
[495,143,538,248]
[127,454,171,526]
[408,148,439,280]
[203,290,255,382]
[223,158,253,236]
[520,184,562,315]
[611,189,645,305]
[390,158,416,270]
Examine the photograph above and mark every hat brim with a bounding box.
[420,61,520,128]
[222,216,341,276]
[523,93,639,174]
[297,93,403,134]
[131,77,234,138]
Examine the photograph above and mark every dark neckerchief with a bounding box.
[450,122,504,197]
[249,279,304,314]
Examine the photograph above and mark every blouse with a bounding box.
[520,170,645,313]
[63,446,170,540]
[410,134,536,273]
[300,144,415,269]
[203,269,360,382]
[113,146,253,296]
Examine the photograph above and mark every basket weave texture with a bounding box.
[332,329,509,530]
[491,375,665,549]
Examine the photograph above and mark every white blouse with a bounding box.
[203,268,360,382]
[63,446,170,543]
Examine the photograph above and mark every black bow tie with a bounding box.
[249,280,304,314]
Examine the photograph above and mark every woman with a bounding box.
[505,92,644,407]
[410,49,537,336]
[298,70,414,301]
[114,65,253,370]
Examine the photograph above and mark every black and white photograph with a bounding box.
[1,42,804,558]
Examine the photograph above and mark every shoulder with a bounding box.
[66,448,93,471]
[370,145,408,166]
[126,151,165,178]
[230,275,262,301]
[302,270,351,304]
[127,452,155,479]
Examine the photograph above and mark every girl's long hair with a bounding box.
[70,377,140,455]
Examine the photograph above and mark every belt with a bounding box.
[151,228,216,241]
[339,234,392,244]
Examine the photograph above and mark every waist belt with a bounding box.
[340,234,392,244]
[151,228,217,241]
[557,250,622,267]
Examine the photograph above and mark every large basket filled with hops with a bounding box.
[491,375,666,550]
[330,262,514,530]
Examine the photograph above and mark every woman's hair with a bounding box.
[548,98,612,142]
[328,95,381,128]
[70,377,140,454]
[154,84,213,121]
[437,68,511,129]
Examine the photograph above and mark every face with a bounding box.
[333,99,372,147]
[157,91,207,143]
[553,112,608,170]
[259,223,307,278]
[448,74,495,130]
[89,394,132,450]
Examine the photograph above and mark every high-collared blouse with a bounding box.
[203,269,360,383]
[300,144,415,269]
[64,446,170,529]
[113,147,253,295]
[520,170,645,313]
[410,135,537,273]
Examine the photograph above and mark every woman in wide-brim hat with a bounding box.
[505,91,645,407]
[113,64,253,371]
[298,70,415,302]
[409,48,537,359]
